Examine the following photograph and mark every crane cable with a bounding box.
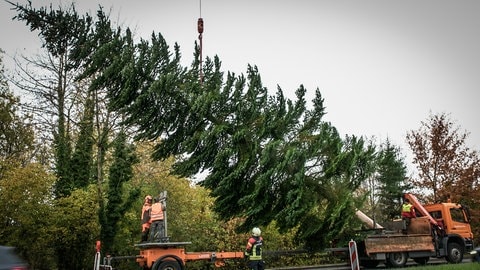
[197,0,204,84]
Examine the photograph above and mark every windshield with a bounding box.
[450,207,467,223]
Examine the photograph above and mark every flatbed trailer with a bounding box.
[95,191,245,270]
[356,217,438,268]
[134,242,244,270]
[96,241,244,270]
[359,231,437,268]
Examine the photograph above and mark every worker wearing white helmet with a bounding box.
[245,227,265,270]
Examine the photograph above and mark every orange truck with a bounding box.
[356,193,474,268]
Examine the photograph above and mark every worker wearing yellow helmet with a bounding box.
[245,227,265,270]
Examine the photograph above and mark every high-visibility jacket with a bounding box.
[141,203,151,231]
[245,236,263,260]
[150,202,164,222]
[402,203,415,218]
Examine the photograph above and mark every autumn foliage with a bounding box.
[407,112,480,244]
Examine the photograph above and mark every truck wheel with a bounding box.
[387,252,408,267]
[446,242,463,263]
[153,260,181,270]
[413,257,429,265]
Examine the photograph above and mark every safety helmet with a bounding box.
[252,227,261,237]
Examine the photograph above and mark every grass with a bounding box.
[402,262,478,270]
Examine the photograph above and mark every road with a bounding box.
[266,257,474,270]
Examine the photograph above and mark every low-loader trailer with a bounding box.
[357,193,474,268]
[134,242,243,270]
[94,191,244,270]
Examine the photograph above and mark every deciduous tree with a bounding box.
[407,112,480,243]
[51,186,100,270]
[0,163,56,269]
[0,51,34,172]
[406,112,480,202]
[9,3,139,268]
[8,1,93,197]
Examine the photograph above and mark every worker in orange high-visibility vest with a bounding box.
[149,198,166,242]
[141,195,153,242]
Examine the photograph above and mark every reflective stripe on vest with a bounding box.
[249,237,263,260]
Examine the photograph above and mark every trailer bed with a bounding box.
[135,242,192,249]
[365,234,434,255]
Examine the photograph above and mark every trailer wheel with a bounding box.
[387,252,408,267]
[152,260,181,270]
[413,257,429,265]
[446,242,463,263]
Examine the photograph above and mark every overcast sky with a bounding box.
[1,0,479,171]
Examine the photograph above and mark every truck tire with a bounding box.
[387,252,408,267]
[413,257,429,265]
[152,260,181,270]
[446,242,463,263]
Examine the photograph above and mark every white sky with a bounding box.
[1,0,479,172]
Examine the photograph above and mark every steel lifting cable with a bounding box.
[198,0,204,84]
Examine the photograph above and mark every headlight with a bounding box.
[471,250,478,255]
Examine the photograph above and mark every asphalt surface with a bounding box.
[266,257,475,270]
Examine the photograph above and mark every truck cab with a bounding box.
[424,202,474,251]
[357,193,474,268]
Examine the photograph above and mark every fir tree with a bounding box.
[70,92,95,189]
[99,130,139,254]
[376,140,409,221]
